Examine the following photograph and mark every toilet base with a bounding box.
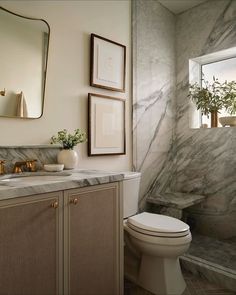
[138,255,186,295]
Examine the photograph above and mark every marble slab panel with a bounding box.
[132,0,176,209]
[175,0,236,239]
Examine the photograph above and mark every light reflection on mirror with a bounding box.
[0,6,50,119]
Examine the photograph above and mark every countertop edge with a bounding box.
[0,170,124,201]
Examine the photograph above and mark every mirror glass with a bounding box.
[0,6,50,119]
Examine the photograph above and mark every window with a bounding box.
[201,57,236,127]
[189,47,236,128]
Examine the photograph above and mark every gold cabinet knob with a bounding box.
[51,201,59,209]
[70,198,78,205]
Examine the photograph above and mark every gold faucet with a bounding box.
[0,160,5,175]
[26,160,37,172]
[13,160,37,173]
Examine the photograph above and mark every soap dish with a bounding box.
[43,164,64,172]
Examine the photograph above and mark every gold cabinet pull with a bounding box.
[70,198,78,205]
[51,201,59,209]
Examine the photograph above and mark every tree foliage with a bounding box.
[188,77,236,115]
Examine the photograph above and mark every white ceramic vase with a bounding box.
[57,149,78,170]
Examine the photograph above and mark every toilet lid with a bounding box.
[127,212,190,237]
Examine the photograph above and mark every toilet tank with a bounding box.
[122,172,141,218]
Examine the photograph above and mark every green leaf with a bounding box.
[188,77,236,115]
[50,128,87,148]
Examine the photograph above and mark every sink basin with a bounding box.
[0,173,72,185]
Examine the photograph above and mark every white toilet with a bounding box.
[123,172,192,295]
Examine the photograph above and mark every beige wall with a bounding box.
[0,0,132,171]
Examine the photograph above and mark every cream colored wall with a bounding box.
[0,0,132,171]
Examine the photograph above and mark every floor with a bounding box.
[124,271,236,295]
[188,233,236,272]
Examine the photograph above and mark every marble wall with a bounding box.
[133,0,236,239]
[0,145,60,173]
[132,0,176,209]
[175,0,236,239]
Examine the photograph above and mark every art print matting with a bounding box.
[90,34,126,92]
[88,93,126,156]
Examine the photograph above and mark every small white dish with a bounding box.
[43,164,64,172]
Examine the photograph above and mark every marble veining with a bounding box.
[132,0,176,209]
[133,0,236,240]
[147,192,206,209]
[0,145,61,173]
[175,0,236,239]
[0,170,124,201]
[132,0,236,289]
[181,251,236,292]
[188,233,236,271]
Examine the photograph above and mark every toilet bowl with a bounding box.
[122,172,192,295]
[124,212,191,295]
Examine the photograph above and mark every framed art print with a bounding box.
[90,34,126,92]
[88,93,126,156]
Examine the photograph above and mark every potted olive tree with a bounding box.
[188,77,236,127]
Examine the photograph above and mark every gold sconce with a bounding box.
[0,88,6,96]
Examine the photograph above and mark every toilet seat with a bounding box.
[127,212,190,238]
[124,221,192,246]
[128,223,189,238]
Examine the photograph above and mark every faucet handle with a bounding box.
[0,160,5,175]
[26,159,37,172]
[13,162,23,173]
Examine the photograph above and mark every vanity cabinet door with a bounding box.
[0,192,63,295]
[64,183,123,295]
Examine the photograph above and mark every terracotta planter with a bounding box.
[57,149,78,170]
[211,111,218,128]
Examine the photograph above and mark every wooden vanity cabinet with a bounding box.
[64,182,123,295]
[0,182,123,295]
[0,191,63,295]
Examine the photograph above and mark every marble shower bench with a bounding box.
[147,192,206,219]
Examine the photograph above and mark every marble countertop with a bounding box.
[0,170,124,201]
